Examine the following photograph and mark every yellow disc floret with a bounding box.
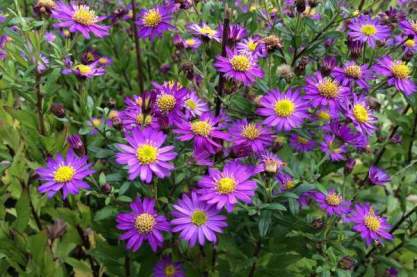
[135,213,155,233]
[217,177,236,194]
[157,94,176,112]
[325,193,342,206]
[191,120,212,137]
[364,212,381,232]
[200,26,216,36]
[405,39,416,48]
[230,55,251,72]
[318,78,340,98]
[136,144,158,164]
[74,64,92,75]
[274,99,295,117]
[191,210,208,226]
[360,24,377,36]
[241,123,260,140]
[143,9,162,27]
[247,40,257,51]
[72,5,98,26]
[344,64,362,79]
[353,104,369,123]
[391,62,411,79]
[185,99,197,110]
[54,166,75,183]
[164,265,176,277]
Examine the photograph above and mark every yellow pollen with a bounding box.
[200,26,216,36]
[318,111,331,120]
[247,40,257,51]
[136,114,152,126]
[143,9,162,27]
[185,99,197,110]
[135,213,155,233]
[241,123,260,140]
[157,94,176,112]
[353,104,369,123]
[72,5,97,26]
[391,62,410,79]
[325,193,342,206]
[135,97,143,107]
[230,55,251,72]
[318,78,340,98]
[191,120,212,137]
[274,99,295,117]
[344,64,362,79]
[405,39,415,48]
[54,166,75,183]
[297,137,309,145]
[364,213,381,232]
[217,177,236,194]
[74,64,92,75]
[286,180,295,189]
[164,265,176,277]
[98,57,109,64]
[92,118,101,127]
[136,144,158,164]
[191,210,207,226]
[185,39,196,46]
[86,52,95,62]
[360,24,377,36]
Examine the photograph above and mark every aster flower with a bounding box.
[394,35,417,56]
[257,88,308,131]
[255,151,285,174]
[368,166,391,186]
[187,23,220,41]
[36,149,94,198]
[218,24,247,43]
[214,48,264,86]
[51,2,110,39]
[152,81,187,126]
[229,119,273,154]
[236,37,267,59]
[116,197,170,252]
[183,37,202,50]
[174,112,228,154]
[332,61,372,91]
[344,95,377,135]
[399,19,417,37]
[276,172,295,191]
[320,135,347,161]
[171,192,227,247]
[183,91,209,119]
[312,189,351,216]
[153,257,185,277]
[119,108,159,131]
[196,160,257,212]
[348,15,390,48]
[135,4,174,40]
[63,61,105,79]
[289,133,316,153]
[116,127,176,183]
[373,56,416,96]
[345,203,393,245]
[304,72,350,113]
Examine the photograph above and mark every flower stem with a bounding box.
[35,74,46,136]
[130,0,145,94]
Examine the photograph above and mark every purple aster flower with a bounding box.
[236,37,267,59]
[345,203,393,245]
[218,24,247,43]
[67,134,85,156]
[63,61,105,79]
[187,23,220,41]
[385,267,399,277]
[255,151,285,174]
[152,81,187,126]
[214,48,264,86]
[51,2,110,39]
[116,127,176,183]
[36,149,94,198]
[348,15,390,48]
[136,4,174,40]
[124,95,145,111]
[196,160,257,212]
[116,197,170,252]
[257,88,308,131]
[119,108,159,131]
[276,172,295,191]
[44,32,56,43]
[394,35,417,56]
[314,108,337,122]
[312,189,351,216]
[153,257,185,277]
[332,61,372,91]
[174,112,229,154]
[368,166,391,186]
[344,95,377,135]
[305,72,350,113]
[183,37,202,50]
[289,134,316,153]
[171,192,227,247]
[399,19,417,37]
[229,119,273,154]
[373,56,416,96]
[320,135,347,161]
[298,190,316,207]
[183,91,209,119]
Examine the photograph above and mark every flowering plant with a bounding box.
[1,0,417,276]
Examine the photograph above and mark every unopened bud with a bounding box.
[51,102,65,118]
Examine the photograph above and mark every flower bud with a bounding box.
[51,102,65,118]
[102,183,112,194]
[296,0,306,13]
[262,35,282,53]
[344,158,356,174]
[339,256,355,270]
[67,134,85,156]
[311,218,324,230]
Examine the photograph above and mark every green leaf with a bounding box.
[14,189,30,231]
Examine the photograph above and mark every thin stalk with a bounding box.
[130,0,145,93]
[35,74,46,136]
[406,110,417,163]
[248,239,262,277]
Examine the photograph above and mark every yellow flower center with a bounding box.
[353,104,369,123]
[364,213,381,232]
[297,137,309,145]
[109,110,118,119]
[164,265,176,277]
[54,166,75,183]
[318,111,331,120]
[86,52,95,62]
[191,120,212,137]
[391,63,410,79]
[230,55,251,72]
[92,118,101,128]
[405,39,415,48]
[247,40,257,51]
[157,94,176,112]
[344,65,362,79]
[135,114,152,126]
[185,99,197,110]
[318,78,340,98]
[135,97,143,107]
[98,57,109,64]
[72,5,97,26]
[360,24,377,36]
[325,193,342,206]
[143,9,162,27]
[63,29,70,37]
[217,177,236,194]
[135,213,155,233]
[136,144,158,164]
[286,180,295,190]
[185,39,196,46]
[274,99,295,117]
[241,123,260,140]
[191,210,208,226]
[200,26,216,36]
[74,64,92,75]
